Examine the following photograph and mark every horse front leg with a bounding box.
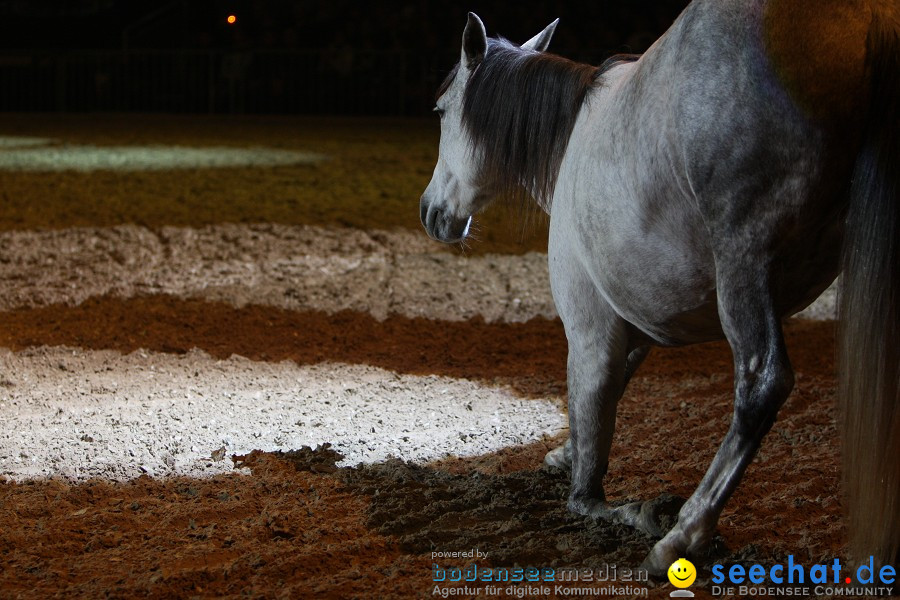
[552,289,663,532]
[564,307,630,519]
[641,276,795,575]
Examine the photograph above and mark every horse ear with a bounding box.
[462,12,487,69]
[521,18,559,52]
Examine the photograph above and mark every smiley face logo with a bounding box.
[667,558,696,588]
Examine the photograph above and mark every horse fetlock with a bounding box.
[612,494,685,539]
[676,500,719,550]
[684,522,717,557]
[566,493,608,519]
[611,502,664,538]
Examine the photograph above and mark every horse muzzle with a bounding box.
[420,196,472,243]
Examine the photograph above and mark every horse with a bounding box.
[419,0,898,575]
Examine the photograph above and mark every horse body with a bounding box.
[421,0,899,574]
[548,0,860,570]
[556,0,851,349]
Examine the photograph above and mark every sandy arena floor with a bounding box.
[0,115,850,599]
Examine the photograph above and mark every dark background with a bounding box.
[0,0,690,115]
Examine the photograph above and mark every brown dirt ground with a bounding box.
[0,116,852,599]
[0,305,845,599]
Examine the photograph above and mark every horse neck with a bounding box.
[462,41,599,212]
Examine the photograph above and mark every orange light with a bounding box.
[226,14,237,25]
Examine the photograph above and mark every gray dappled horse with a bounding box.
[419,0,899,575]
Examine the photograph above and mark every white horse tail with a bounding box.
[839,8,900,572]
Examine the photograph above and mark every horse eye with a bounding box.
[433,107,445,118]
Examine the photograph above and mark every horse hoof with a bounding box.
[640,531,686,577]
[641,519,717,579]
[640,548,674,579]
[543,439,572,470]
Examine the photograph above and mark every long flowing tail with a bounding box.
[839,9,900,571]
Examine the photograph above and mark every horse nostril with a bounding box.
[425,205,439,233]
[420,197,429,228]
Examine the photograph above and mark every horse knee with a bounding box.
[734,354,794,439]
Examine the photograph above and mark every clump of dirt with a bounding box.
[235,443,345,474]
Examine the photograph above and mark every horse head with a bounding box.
[419,13,558,243]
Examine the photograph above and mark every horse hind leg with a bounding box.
[642,269,794,574]
[544,345,650,470]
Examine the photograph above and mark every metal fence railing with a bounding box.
[0,49,437,116]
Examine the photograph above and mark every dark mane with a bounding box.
[458,39,634,210]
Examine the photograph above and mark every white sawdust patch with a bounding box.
[0,143,324,171]
[0,346,565,483]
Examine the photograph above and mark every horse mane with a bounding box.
[454,37,637,210]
